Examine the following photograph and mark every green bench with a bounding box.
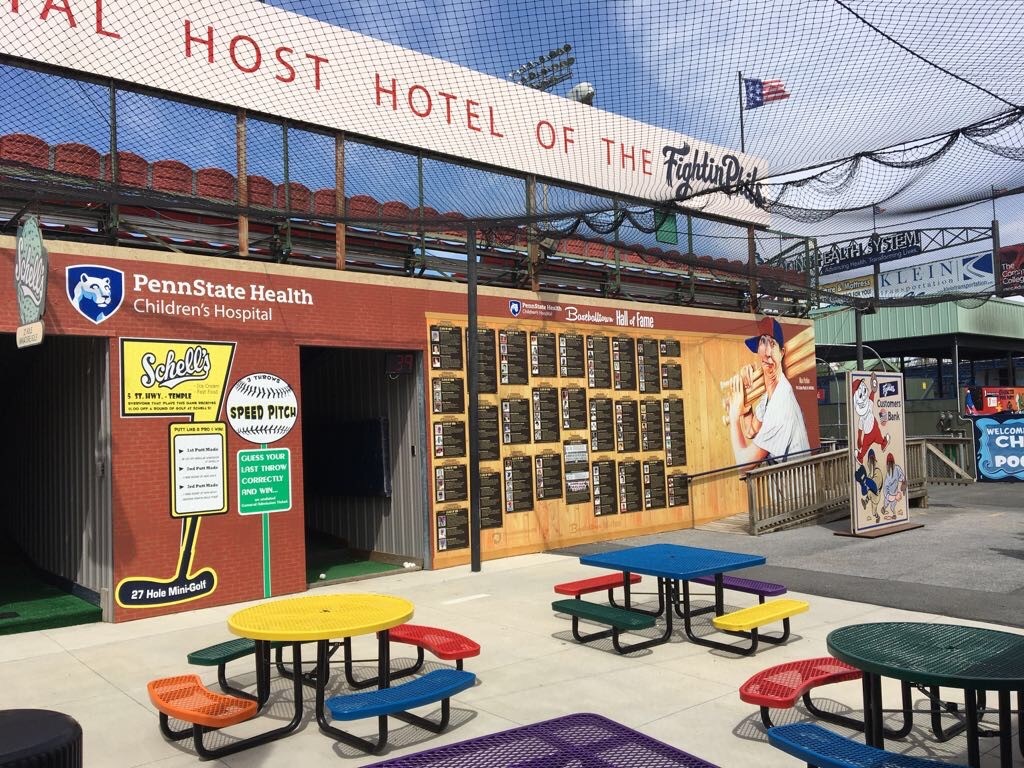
[187,638,287,699]
[552,598,659,654]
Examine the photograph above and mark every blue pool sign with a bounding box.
[973,414,1024,482]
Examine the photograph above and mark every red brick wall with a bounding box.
[1,242,457,622]
[0,239,818,622]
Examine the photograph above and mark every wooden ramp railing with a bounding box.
[743,436,974,535]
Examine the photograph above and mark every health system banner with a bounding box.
[848,371,909,534]
[972,413,1024,482]
[0,0,768,225]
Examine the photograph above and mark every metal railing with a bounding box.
[744,436,974,535]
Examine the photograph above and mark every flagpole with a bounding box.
[738,71,746,153]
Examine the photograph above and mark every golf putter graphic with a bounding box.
[115,516,217,608]
[114,339,235,610]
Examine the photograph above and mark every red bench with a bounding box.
[343,623,479,689]
[740,657,863,729]
[742,657,924,737]
[554,572,642,603]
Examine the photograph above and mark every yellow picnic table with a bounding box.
[228,593,414,742]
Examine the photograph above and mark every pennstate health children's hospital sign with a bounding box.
[0,0,768,226]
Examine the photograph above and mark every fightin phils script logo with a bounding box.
[662,143,765,207]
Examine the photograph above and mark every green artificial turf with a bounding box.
[0,540,102,636]
[304,532,404,584]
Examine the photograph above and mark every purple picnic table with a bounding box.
[365,712,718,767]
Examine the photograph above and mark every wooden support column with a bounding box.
[747,224,758,313]
[525,175,539,291]
[236,110,248,257]
[335,133,346,270]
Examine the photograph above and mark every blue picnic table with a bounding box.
[579,543,766,649]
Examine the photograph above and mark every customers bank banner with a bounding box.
[973,414,1024,482]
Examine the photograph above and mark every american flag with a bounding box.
[744,78,790,109]
[872,204,886,215]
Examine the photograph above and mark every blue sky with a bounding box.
[2,0,1022,276]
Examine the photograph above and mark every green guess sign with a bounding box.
[237,448,291,514]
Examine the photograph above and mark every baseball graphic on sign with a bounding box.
[226,373,298,444]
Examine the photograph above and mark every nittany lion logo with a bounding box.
[66,265,124,325]
[509,299,522,317]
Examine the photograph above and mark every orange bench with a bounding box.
[148,674,258,758]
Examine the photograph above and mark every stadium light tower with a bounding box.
[508,44,576,93]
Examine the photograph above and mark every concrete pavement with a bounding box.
[0,482,1021,767]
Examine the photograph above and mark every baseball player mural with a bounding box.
[847,370,910,534]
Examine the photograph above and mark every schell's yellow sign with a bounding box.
[120,338,236,421]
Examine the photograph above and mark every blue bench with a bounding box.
[691,574,786,604]
[767,723,968,768]
[323,667,475,753]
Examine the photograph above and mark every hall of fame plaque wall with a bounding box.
[426,306,818,568]
[428,314,696,568]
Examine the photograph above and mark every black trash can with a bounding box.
[0,709,82,767]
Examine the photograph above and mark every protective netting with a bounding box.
[0,0,1022,312]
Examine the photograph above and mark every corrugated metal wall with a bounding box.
[300,348,426,562]
[1,335,113,617]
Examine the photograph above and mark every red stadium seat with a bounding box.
[196,168,236,201]
[245,175,276,207]
[103,150,149,187]
[151,159,194,195]
[276,182,311,213]
[312,188,338,216]
[382,200,413,226]
[441,210,467,236]
[53,142,100,179]
[0,133,50,169]
[563,238,588,257]
[347,194,381,222]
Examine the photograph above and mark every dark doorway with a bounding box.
[299,347,426,585]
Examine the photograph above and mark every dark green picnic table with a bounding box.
[828,622,1024,768]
